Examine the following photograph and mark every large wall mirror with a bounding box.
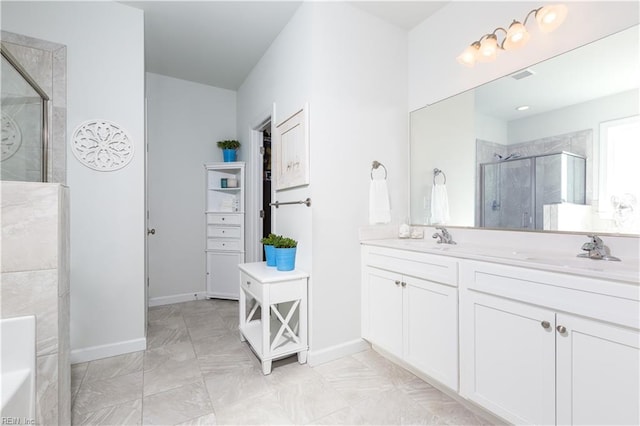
[410,25,639,236]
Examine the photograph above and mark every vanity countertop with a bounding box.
[362,239,640,284]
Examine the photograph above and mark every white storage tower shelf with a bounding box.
[205,162,245,299]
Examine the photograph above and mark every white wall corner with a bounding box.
[307,338,371,367]
[70,337,147,364]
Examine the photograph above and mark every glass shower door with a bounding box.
[482,158,534,229]
[1,52,46,181]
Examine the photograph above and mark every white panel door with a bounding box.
[556,313,640,426]
[403,276,458,390]
[366,267,403,357]
[461,291,556,425]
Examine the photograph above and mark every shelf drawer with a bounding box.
[240,271,263,301]
[207,226,241,239]
[207,239,242,251]
[207,214,242,225]
[364,246,458,286]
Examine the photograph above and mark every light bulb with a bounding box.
[503,20,531,50]
[478,35,498,62]
[457,43,479,67]
[535,4,568,33]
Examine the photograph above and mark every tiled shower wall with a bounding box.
[1,181,70,425]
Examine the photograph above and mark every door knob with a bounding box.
[556,325,567,334]
[147,228,156,235]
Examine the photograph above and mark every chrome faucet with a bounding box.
[577,235,620,261]
[432,227,456,245]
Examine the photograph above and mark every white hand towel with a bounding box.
[369,179,391,224]
[430,183,450,225]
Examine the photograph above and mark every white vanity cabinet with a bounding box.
[205,162,245,299]
[361,245,459,390]
[460,260,640,426]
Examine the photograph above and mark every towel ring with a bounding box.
[433,168,446,185]
[371,160,387,180]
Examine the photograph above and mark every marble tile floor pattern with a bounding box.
[71,299,491,425]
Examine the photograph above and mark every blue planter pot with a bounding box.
[264,245,276,267]
[222,149,237,162]
[275,247,296,271]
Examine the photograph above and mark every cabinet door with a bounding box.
[403,276,458,390]
[206,252,243,300]
[366,267,403,358]
[556,314,640,426]
[460,291,555,425]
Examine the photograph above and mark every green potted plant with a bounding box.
[274,236,298,271]
[260,233,279,267]
[216,139,241,162]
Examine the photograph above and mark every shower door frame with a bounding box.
[1,44,50,182]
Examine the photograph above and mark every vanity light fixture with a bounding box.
[457,4,568,67]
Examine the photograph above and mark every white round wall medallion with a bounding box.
[71,119,134,171]
[1,112,23,162]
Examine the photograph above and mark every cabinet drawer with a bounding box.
[364,246,458,286]
[207,214,242,225]
[207,226,241,239]
[240,271,263,301]
[461,260,640,330]
[207,239,242,251]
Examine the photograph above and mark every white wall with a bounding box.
[146,73,237,304]
[2,2,146,362]
[409,1,640,110]
[308,2,408,354]
[238,2,408,361]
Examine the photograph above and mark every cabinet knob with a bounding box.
[541,320,551,329]
[401,281,406,287]
[394,280,401,286]
[556,325,567,334]
[247,281,251,286]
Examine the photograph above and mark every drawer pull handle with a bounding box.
[556,325,567,334]
[394,280,401,286]
[541,321,551,329]
[222,218,225,221]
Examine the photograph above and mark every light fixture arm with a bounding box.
[522,7,542,26]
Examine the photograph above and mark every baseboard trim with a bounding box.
[70,337,147,364]
[307,338,370,367]
[148,292,207,307]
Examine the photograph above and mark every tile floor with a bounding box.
[71,299,491,425]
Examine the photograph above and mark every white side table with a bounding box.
[238,262,309,375]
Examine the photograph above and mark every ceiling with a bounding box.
[121,1,448,90]
[475,25,639,121]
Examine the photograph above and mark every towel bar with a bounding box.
[270,198,312,208]
[433,168,446,185]
[371,161,387,180]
